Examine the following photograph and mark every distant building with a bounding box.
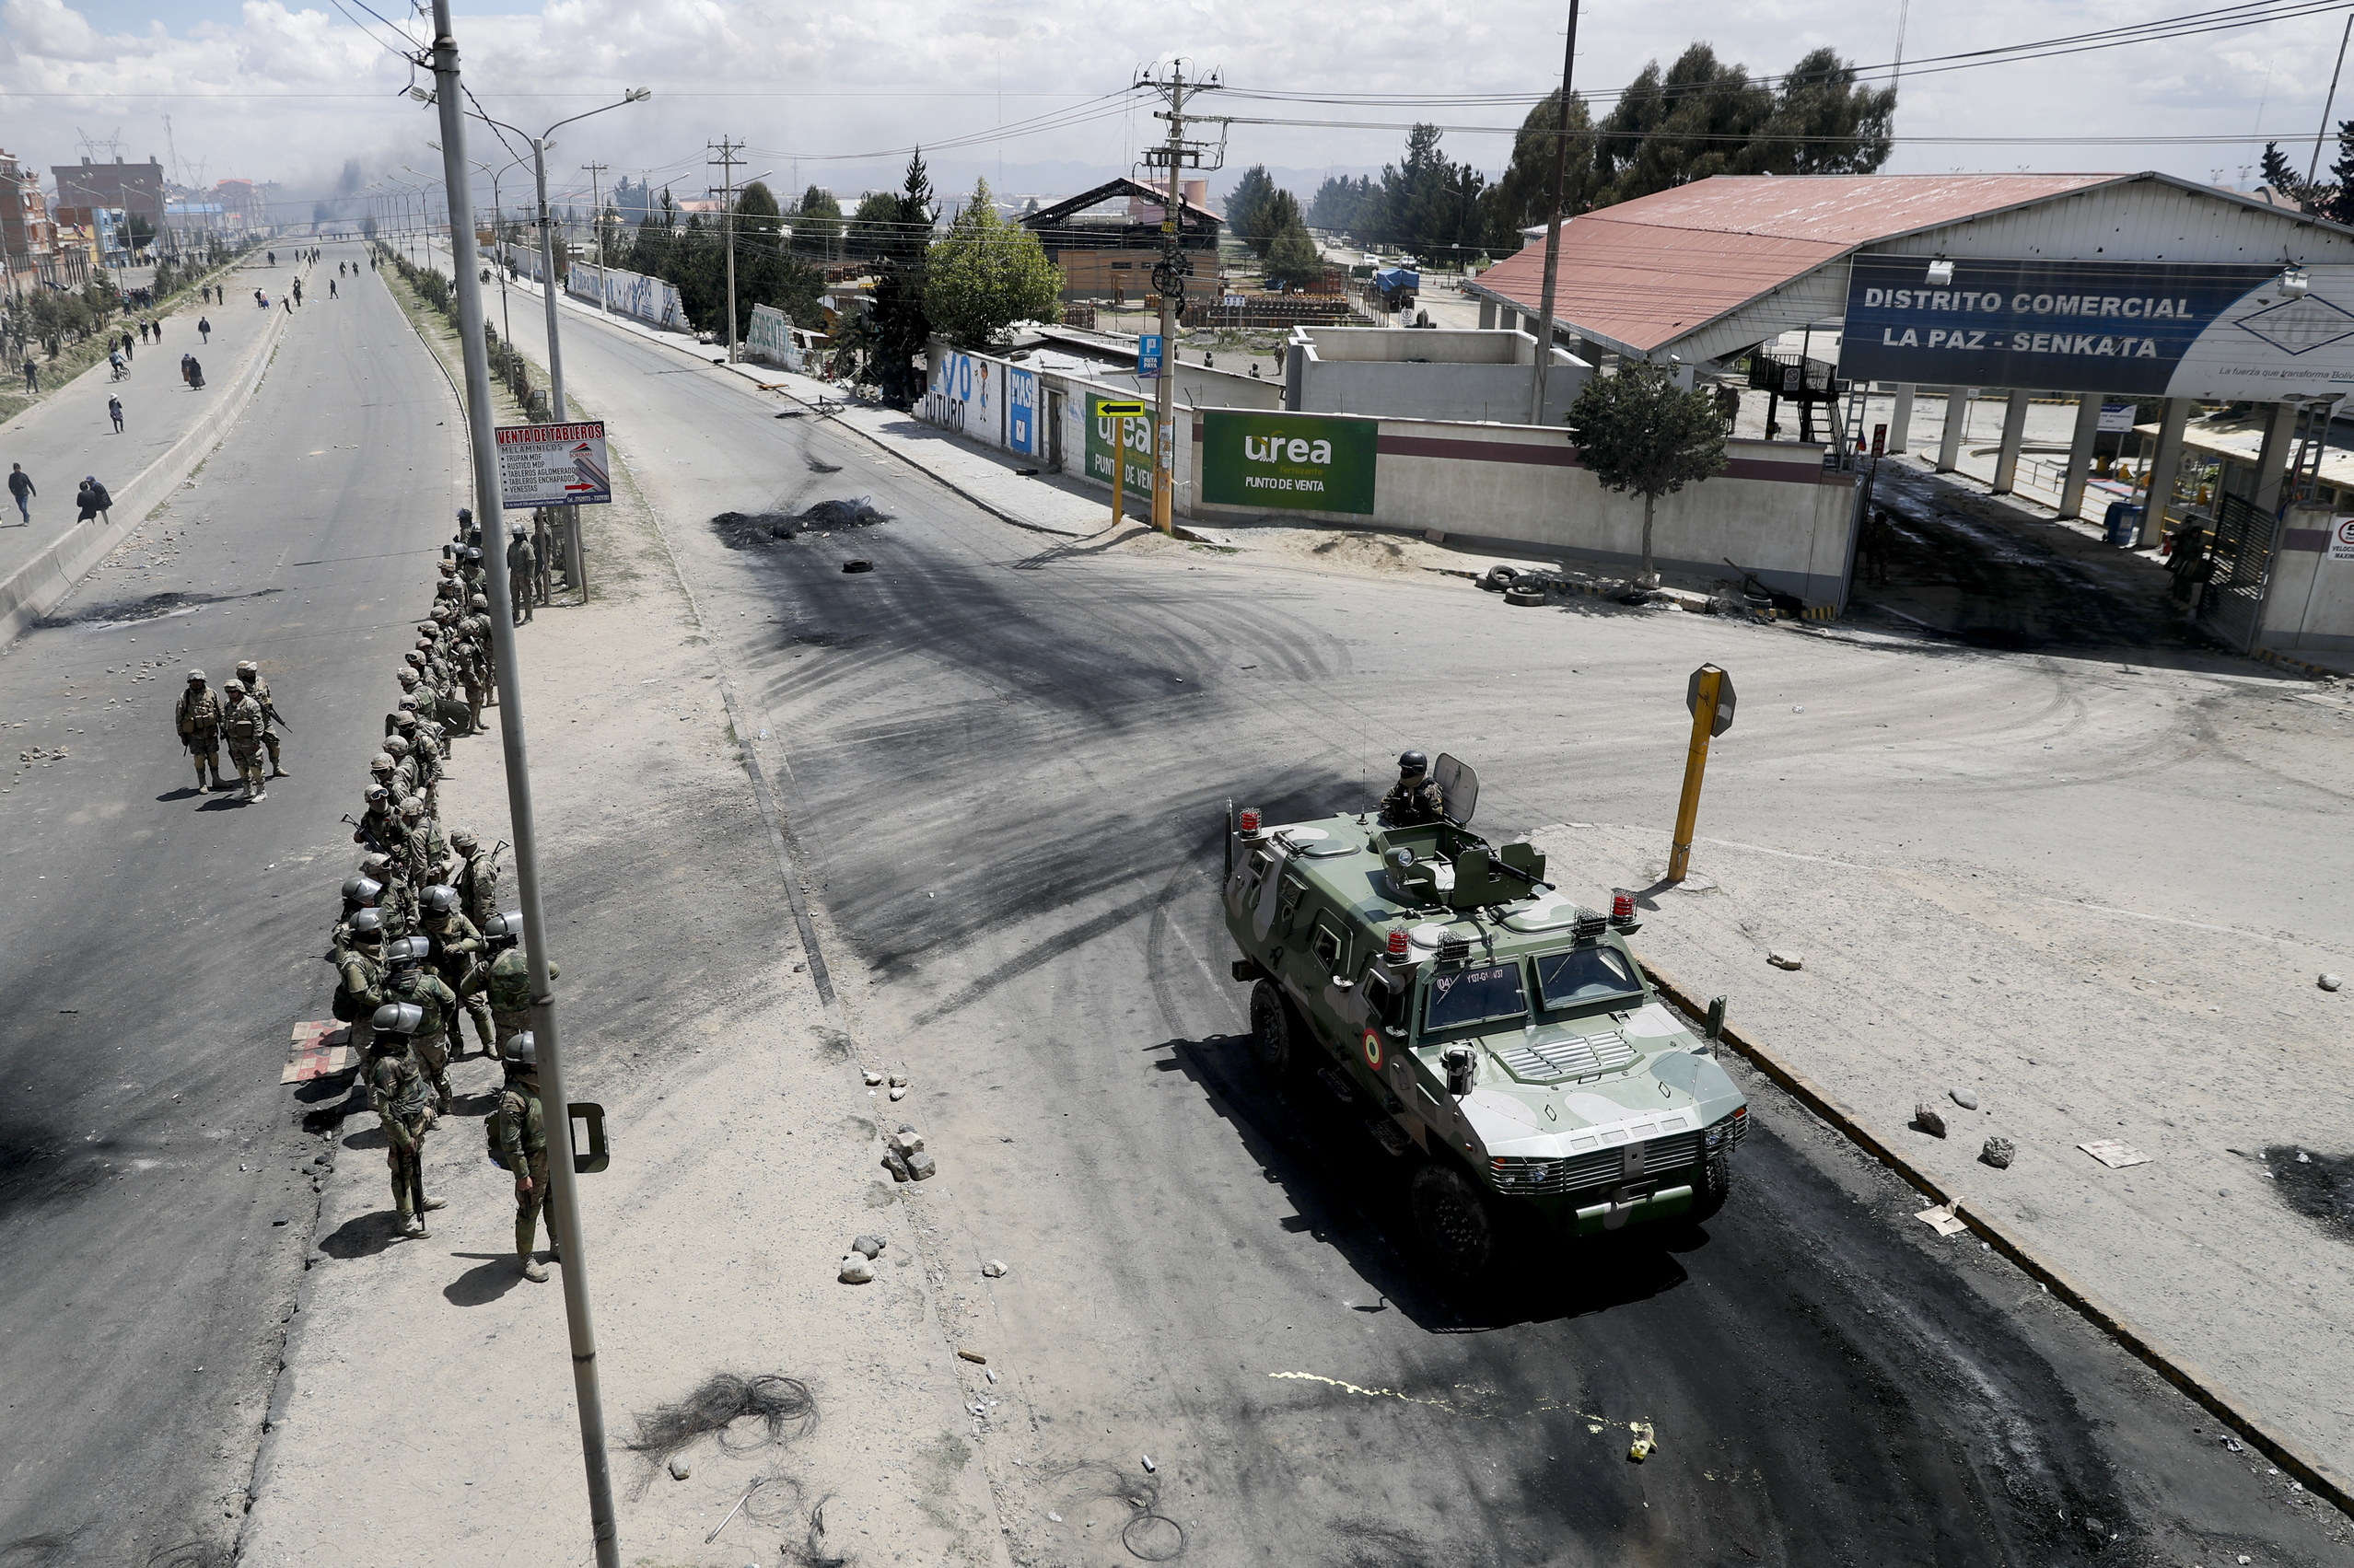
[53,156,167,229]
[1020,176,1221,304]
[3,148,87,291]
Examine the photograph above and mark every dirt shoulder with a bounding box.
[238,312,1011,1568]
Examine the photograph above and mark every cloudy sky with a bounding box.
[2,0,2346,217]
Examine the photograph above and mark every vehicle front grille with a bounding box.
[1496,1029,1637,1083]
[1489,1130,1703,1196]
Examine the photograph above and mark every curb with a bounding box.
[1637,955,2354,1523]
[2254,646,2348,682]
[0,302,292,649]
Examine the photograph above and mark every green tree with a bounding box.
[1742,49,1895,176]
[1566,363,1729,585]
[1307,174,1376,235]
[732,181,825,330]
[868,151,940,403]
[794,185,844,258]
[1264,218,1324,291]
[1249,189,1301,259]
[1225,165,1276,252]
[1594,44,1771,206]
[923,176,1063,347]
[1481,90,1600,249]
[2325,121,2354,225]
[846,190,903,256]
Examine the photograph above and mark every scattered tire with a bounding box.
[1477,565,1520,593]
[1691,1149,1733,1221]
[1248,980,1298,1075]
[841,560,874,574]
[1410,1161,1497,1272]
[1504,582,1548,607]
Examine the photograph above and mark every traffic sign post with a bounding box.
[1668,663,1734,882]
[1137,334,1163,380]
[1097,401,1146,531]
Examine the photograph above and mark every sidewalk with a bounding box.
[0,254,308,644]
[1531,806,2354,1504]
[239,286,1012,1568]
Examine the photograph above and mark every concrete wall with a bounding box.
[2260,504,2354,656]
[1286,326,1590,424]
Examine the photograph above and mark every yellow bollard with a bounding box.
[1667,663,1733,883]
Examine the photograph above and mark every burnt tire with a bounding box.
[1410,1160,1497,1272]
[1690,1150,1733,1221]
[1248,980,1298,1075]
[1476,564,1519,593]
[1504,582,1548,607]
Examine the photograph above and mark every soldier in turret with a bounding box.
[1379,749,1445,827]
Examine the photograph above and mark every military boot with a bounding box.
[251,776,267,802]
[518,1220,548,1281]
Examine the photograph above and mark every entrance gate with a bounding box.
[2198,491,2278,653]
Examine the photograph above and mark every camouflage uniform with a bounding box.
[367,1039,439,1234]
[389,964,460,1112]
[421,907,495,1057]
[236,665,288,776]
[507,531,535,623]
[1380,774,1446,827]
[337,945,389,1055]
[495,1068,552,1276]
[453,842,499,931]
[221,689,269,799]
[487,945,558,1048]
[174,679,223,790]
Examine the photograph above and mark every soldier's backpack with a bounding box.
[484,1090,511,1169]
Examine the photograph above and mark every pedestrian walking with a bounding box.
[120,331,132,364]
[76,476,111,522]
[328,278,337,299]
[197,316,211,343]
[20,355,35,393]
[180,353,192,388]
[186,356,204,389]
[282,296,292,316]
[138,320,149,344]
[108,396,123,435]
[292,279,303,307]
[6,463,30,526]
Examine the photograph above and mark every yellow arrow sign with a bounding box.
[1097,401,1147,416]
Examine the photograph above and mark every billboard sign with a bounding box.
[923,351,1002,445]
[2097,401,2137,432]
[1086,394,1153,500]
[1199,410,1378,514]
[1007,367,1041,457]
[496,422,612,509]
[1842,255,2354,399]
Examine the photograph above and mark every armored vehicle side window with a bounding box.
[1242,849,1275,907]
[1276,877,1305,931]
[1310,917,1346,975]
[1533,947,1642,1009]
[1424,961,1526,1032]
[1361,966,1404,1027]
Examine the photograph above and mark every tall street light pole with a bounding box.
[423,9,624,1564]
[1527,0,1580,427]
[470,89,651,601]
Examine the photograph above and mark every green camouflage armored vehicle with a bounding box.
[1222,755,1748,1271]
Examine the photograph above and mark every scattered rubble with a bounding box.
[839,1253,875,1283]
[1913,1104,1948,1138]
[981,1259,1008,1279]
[668,1456,692,1481]
[2321,972,2343,992]
[1767,950,1803,970]
[849,1236,885,1260]
[1982,1137,2016,1169]
[957,1349,988,1365]
[1951,1087,1979,1110]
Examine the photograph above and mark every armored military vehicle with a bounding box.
[1222,755,1747,1271]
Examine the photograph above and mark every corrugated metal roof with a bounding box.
[1475,173,2128,356]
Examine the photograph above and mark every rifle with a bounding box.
[343,813,388,853]
[261,698,292,733]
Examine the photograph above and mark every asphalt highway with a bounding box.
[495,300,2343,1566]
[0,242,466,1566]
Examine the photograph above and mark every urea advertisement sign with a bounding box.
[1842,255,2354,399]
[1199,410,1377,514]
[1086,394,1153,500]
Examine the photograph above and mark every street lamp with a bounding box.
[434,140,531,348]
[465,89,652,424]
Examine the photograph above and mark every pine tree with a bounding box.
[923,177,1064,347]
[1264,219,1324,291]
[1225,166,1276,252]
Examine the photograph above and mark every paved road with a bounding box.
[494,303,2343,1564]
[0,241,466,1567]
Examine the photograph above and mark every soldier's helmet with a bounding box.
[414,622,437,637]
[222,679,244,697]
[414,638,435,654]
[502,1030,538,1069]
[185,668,205,683]
[342,875,383,905]
[402,651,425,668]
[399,795,425,817]
[421,885,459,915]
[1398,749,1428,776]
[385,935,427,970]
[360,852,393,878]
[464,546,484,563]
[457,506,472,525]
[470,595,489,610]
[396,694,421,713]
[484,910,523,945]
[512,522,528,536]
[370,1001,425,1038]
[449,827,476,850]
[349,907,386,940]
[397,670,420,689]
[370,752,395,772]
[236,659,259,678]
[365,784,390,807]
[383,735,411,758]
[437,558,457,575]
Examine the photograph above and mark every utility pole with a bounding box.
[1527,0,1580,426]
[424,6,623,1565]
[582,160,609,313]
[707,137,744,362]
[1136,63,1221,534]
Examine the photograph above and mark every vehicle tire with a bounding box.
[1410,1160,1497,1272]
[1690,1150,1733,1221]
[1477,564,1519,593]
[1248,980,1297,1075]
[1504,582,1548,607]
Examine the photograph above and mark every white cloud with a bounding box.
[0,0,2336,214]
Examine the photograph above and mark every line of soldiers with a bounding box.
[324,509,561,1281]
[172,658,288,799]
